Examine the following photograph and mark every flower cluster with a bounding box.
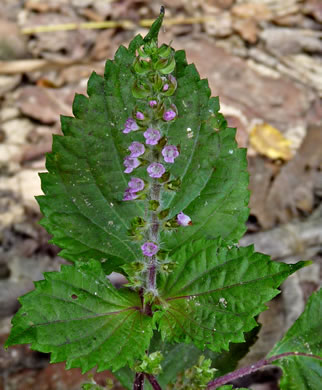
[121,52,192,264]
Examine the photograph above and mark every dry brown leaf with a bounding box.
[249,125,322,228]
[25,0,53,12]
[250,123,293,160]
[0,19,28,60]
[304,0,322,23]
[233,18,259,43]
[205,0,235,9]
[17,85,86,124]
[232,3,272,21]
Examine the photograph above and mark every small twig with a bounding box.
[206,352,322,389]
[146,374,162,390]
[133,372,145,390]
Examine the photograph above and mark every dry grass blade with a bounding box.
[21,17,219,35]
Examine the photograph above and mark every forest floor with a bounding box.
[0,0,321,389]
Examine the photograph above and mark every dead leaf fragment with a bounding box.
[233,18,259,43]
[232,3,272,21]
[250,123,293,160]
[18,85,86,124]
[249,125,322,228]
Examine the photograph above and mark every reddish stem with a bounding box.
[146,374,162,390]
[133,372,145,390]
[147,257,157,291]
[207,352,321,389]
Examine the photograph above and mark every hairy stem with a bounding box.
[147,256,157,291]
[133,372,145,390]
[206,352,321,389]
[146,374,162,390]
[146,181,161,293]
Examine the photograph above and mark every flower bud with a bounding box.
[163,83,169,91]
[163,106,177,121]
[149,100,158,108]
[162,74,177,96]
[177,212,192,226]
[136,111,145,120]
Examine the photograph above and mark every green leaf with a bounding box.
[38,31,249,273]
[5,260,153,373]
[37,36,146,273]
[160,51,249,252]
[268,288,322,390]
[156,238,308,352]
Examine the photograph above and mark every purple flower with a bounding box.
[168,74,177,85]
[123,117,139,134]
[163,109,176,121]
[177,212,192,226]
[141,242,158,257]
[147,162,165,178]
[123,188,138,201]
[128,177,144,193]
[144,128,161,145]
[163,83,169,91]
[162,145,179,163]
[128,142,145,158]
[149,100,157,107]
[124,156,140,174]
[136,111,145,120]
